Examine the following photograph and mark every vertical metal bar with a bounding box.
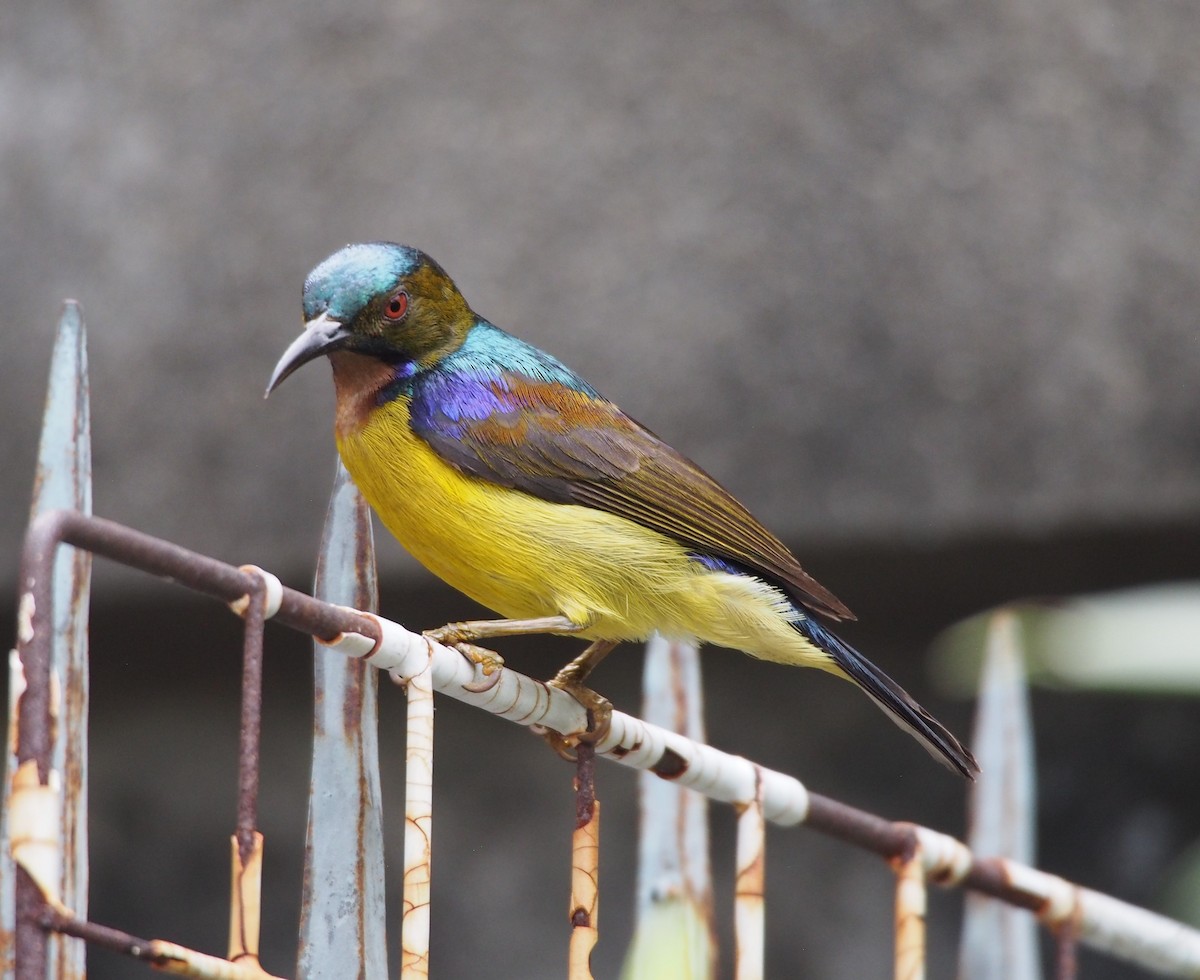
[227,578,267,971]
[400,648,435,979]
[236,589,266,863]
[568,742,600,980]
[297,462,387,980]
[894,847,927,980]
[5,302,92,980]
[12,549,57,980]
[957,611,1041,980]
[228,830,266,968]
[621,635,715,979]
[733,771,765,980]
[1055,918,1078,980]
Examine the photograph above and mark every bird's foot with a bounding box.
[449,641,506,693]
[535,674,613,761]
[425,621,482,646]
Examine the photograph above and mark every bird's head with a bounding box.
[266,242,473,396]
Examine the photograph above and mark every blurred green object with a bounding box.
[932,583,1200,696]
[620,896,715,980]
[1161,839,1200,930]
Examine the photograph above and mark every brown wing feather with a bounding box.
[565,430,854,620]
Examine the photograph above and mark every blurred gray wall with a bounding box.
[4,0,1200,977]
[5,0,1199,583]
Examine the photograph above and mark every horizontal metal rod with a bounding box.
[40,905,284,978]
[14,510,1200,978]
[15,511,379,773]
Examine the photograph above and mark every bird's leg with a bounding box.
[425,615,587,693]
[425,614,585,646]
[551,639,619,690]
[539,640,619,758]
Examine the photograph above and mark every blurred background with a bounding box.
[3,0,1199,976]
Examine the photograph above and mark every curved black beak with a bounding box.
[265,312,350,397]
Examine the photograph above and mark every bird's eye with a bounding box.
[383,291,409,321]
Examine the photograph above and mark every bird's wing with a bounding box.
[409,368,854,621]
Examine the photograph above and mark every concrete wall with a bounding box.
[5,0,1199,590]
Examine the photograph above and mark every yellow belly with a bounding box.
[336,397,831,669]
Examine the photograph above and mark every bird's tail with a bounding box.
[794,616,979,779]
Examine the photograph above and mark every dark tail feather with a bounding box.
[796,617,979,779]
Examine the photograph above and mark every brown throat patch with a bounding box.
[329,351,399,438]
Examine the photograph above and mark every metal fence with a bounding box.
[5,305,1200,979]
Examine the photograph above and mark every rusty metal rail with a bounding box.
[10,507,1200,978]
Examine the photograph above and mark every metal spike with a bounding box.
[957,611,1041,980]
[296,462,387,979]
[3,302,92,980]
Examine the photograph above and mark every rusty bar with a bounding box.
[297,463,387,980]
[804,793,916,860]
[39,906,165,966]
[622,635,715,978]
[400,650,434,979]
[12,867,46,980]
[733,771,765,980]
[39,905,287,979]
[957,611,1041,980]
[19,510,377,652]
[2,649,24,980]
[2,640,21,980]
[568,742,599,980]
[236,582,265,863]
[893,847,927,980]
[960,857,1053,913]
[228,832,265,967]
[1056,917,1079,980]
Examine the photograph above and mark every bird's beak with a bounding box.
[264,312,350,397]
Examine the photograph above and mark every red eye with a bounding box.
[384,291,409,320]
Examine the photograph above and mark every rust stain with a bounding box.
[651,747,688,780]
[310,677,327,739]
[354,758,369,960]
[353,492,375,597]
[574,743,597,827]
[971,856,1053,914]
[669,640,691,737]
[341,659,367,738]
[885,823,919,869]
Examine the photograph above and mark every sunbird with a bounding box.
[267,242,978,778]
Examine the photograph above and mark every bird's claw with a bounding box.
[425,621,480,646]
[424,625,507,691]
[448,641,505,693]
[534,677,613,761]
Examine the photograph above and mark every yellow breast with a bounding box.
[336,396,671,633]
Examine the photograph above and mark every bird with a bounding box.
[266,242,978,778]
